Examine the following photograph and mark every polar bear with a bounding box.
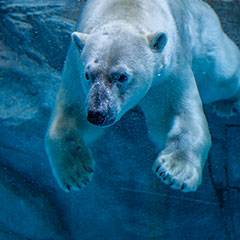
[45,0,240,192]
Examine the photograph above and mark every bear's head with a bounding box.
[72,25,168,127]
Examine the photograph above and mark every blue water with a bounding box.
[0,0,240,239]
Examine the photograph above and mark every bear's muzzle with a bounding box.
[86,82,119,126]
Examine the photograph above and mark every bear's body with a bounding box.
[45,0,240,192]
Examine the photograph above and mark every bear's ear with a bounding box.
[71,32,89,50]
[147,32,168,52]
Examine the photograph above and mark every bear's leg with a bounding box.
[151,110,211,192]
[141,71,211,192]
[45,90,104,192]
[209,34,240,117]
[194,6,240,117]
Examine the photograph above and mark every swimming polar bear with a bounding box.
[45,0,240,192]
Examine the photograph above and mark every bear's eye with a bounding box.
[117,74,128,83]
[85,73,90,80]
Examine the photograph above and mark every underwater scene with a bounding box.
[0,0,240,239]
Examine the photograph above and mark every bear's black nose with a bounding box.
[87,110,105,125]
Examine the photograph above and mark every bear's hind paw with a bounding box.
[211,100,237,117]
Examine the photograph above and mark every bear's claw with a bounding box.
[181,183,186,190]
[81,163,94,173]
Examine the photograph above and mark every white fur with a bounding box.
[45,0,240,192]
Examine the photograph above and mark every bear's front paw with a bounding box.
[152,152,202,192]
[50,142,95,192]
